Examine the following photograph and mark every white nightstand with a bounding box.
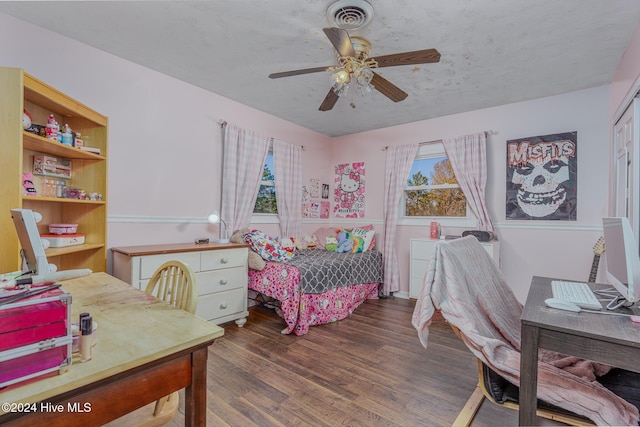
[409,238,500,299]
[112,242,249,326]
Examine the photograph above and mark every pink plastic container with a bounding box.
[0,287,72,387]
[48,223,78,234]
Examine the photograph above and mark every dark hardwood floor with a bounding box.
[166,297,559,426]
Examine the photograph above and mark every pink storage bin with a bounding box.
[48,223,78,234]
[0,287,72,387]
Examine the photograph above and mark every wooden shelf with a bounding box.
[22,196,106,205]
[23,132,105,160]
[0,67,108,274]
[46,243,105,257]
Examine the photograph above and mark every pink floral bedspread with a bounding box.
[248,261,379,335]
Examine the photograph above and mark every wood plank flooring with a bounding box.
[165,297,558,426]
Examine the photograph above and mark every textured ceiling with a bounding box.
[1,1,640,137]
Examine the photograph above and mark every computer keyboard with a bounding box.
[551,280,602,310]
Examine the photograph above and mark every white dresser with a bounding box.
[112,242,249,326]
[409,238,500,299]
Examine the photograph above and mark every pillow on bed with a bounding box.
[351,227,375,253]
[353,225,376,251]
[243,230,293,263]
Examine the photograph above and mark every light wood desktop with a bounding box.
[0,272,224,426]
[519,276,640,425]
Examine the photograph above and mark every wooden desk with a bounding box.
[0,272,224,426]
[519,276,640,425]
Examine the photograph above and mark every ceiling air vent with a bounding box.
[326,0,374,30]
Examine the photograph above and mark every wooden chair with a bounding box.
[106,260,198,427]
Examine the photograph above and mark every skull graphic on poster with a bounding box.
[506,132,577,220]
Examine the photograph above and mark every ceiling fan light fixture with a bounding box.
[332,69,350,84]
[326,0,374,30]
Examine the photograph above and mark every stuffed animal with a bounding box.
[303,234,318,249]
[230,228,266,271]
[325,235,338,252]
[280,237,296,254]
[335,231,354,253]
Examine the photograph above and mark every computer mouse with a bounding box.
[544,298,581,312]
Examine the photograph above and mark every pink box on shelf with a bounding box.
[0,286,72,388]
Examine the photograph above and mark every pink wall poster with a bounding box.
[334,162,365,218]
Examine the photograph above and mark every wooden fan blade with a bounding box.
[371,48,441,68]
[323,27,355,58]
[269,66,333,79]
[319,89,340,111]
[371,72,408,102]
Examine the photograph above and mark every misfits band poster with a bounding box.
[334,162,365,218]
[506,132,577,220]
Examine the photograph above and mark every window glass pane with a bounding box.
[254,153,278,214]
[406,187,466,216]
[405,155,466,217]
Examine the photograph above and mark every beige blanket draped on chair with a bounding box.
[411,236,639,426]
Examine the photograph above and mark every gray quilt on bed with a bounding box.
[288,249,383,294]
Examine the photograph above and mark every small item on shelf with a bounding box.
[48,223,78,234]
[78,146,101,155]
[40,233,85,247]
[22,109,31,130]
[26,123,46,137]
[45,114,59,141]
[22,172,36,196]
[74,132,83,148]
[61,124,73,146]
[33,155,72,179]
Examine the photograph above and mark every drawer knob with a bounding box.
[220,257,228,264]
[220,278,228,285]
[220,302,228,310]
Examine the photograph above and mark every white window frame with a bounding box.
[399,142,478,228]
[251,145,279,224]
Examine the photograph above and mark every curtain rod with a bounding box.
[218,120,304,150]
[381,130,496,151]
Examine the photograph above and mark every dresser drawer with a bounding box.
[201,248,246,271]
[197,288,246,322]
[139,252,201,279]
[411,239,436,261]
[197,267,246,295]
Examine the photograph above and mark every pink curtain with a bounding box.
[221,123,270,233]
[273,140,302,238]
[442,132,495,233]
[383,143,419,295]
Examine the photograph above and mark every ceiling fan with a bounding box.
[269,27,441,111]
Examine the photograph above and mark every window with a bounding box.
[402,143,475,226]
[253,150,278,214]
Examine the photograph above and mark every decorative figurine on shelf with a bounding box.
[23,109,31,130]
[61,124,73,146]
[45,114,59,141]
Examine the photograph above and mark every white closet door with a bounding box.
[614,98,640,245]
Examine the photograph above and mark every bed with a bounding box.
[248,249,383,335]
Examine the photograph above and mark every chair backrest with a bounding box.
[144,260,198,314]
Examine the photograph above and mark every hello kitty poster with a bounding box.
[334,162,365,218]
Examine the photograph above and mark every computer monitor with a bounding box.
[602,217,640,304]
[10,208,51,275]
